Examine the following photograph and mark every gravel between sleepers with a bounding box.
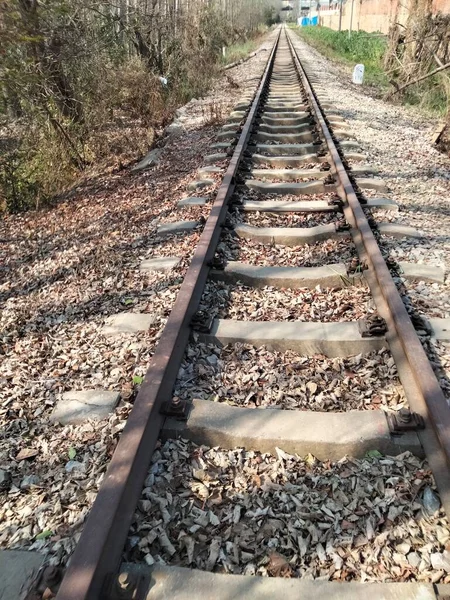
[158,205,210,225]
[199,280,373,322]
[401,282,450,320]
[245,161,328,171]
[218,233,358,268]
[236,189,339,204]
[174,342,405,412]
[238,211,337,228]
[380,235,447,275]
[127,439,450,582]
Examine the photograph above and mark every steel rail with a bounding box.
[285,27,450,499]
[55,29,281,600]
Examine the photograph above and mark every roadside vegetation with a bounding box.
[221,9,280,66]
[384,7,450,150]
[293,24,449,121]
[0,0,280,214]
[221,34,266,66]
[293,27,388,87]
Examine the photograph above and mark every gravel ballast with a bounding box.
[127,439,449,583]
[218,232,358,268]
[199,280,373,322]
[174,342,405,412]
[239,211,337,228]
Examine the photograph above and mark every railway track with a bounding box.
[53,25,450,599]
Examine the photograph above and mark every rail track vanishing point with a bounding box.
[54,24,450,600]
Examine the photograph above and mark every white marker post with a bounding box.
[352,64,365,85]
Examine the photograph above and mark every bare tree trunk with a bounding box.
[17,0,84,124]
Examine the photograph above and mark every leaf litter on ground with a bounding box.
[127,439,450,583]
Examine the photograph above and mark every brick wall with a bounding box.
[433,0,450,12]
[319,0,449,34]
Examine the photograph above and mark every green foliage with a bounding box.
[294,26,388,86]
[0,0,272,214]
[220,24,268,66]
[294,25,448,115]
[264,6,281,27]
[221,39,259,65]
[365,449,383,459]
[403,76,449,116]
[35,530,53,540]
[0,148,44,213]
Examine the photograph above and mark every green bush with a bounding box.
[264,6,281,27]
[293,25,448,114]
[402,74,449,116]
[221,40,259,65]
[294,26,388,86]
[0,149,45,214]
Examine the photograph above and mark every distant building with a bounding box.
[280,0,295,21]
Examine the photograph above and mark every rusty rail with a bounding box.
[286,27,450,507]
[55,30,281,600]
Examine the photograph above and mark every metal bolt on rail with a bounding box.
[102,570,150,600]
[190,310,215,333]
[358,314,388,337]
[387,407,425,434]
[160,396,189,420]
